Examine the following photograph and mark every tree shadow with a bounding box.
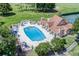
[0,12,16,17]
[75,33,79,44]
[57,47,67,55]
[16,45,24,56]
[36,9,58,13]
[47,51,55,56]
[61,12,79,16]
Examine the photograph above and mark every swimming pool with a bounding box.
[24,26,46,41]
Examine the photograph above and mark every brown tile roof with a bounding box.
[49,25,60,34]
[57,19,68,26]
[49,23,73,34]
[49,15,63,25]
[39,15,73,35]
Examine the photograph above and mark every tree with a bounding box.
[73,18,79,33]
[0,26,10,38]
[51,38,66,53]
[0,35,16,56]
[0,3,12,15]
[0,27,16,56]
[35,42,53,56]
[0,22,5,26]
[36,3,55,12]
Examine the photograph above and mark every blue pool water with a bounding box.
[62,14,79,24]
[24,26,46,41]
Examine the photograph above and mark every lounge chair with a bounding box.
[21,42,32,52]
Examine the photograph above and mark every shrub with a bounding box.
[0,22,5,26]
[35,42,53,56]
[0,27,10,38]
[51,38,66,52]
[0,3,12,15]
[73,18,79,33]
[0,27,16,56]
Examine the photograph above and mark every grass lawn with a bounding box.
[69,45,79,56]
[56,3,79,14]
[0,11,55,26]
[1,4,79,27]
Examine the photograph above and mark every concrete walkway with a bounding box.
[54,41,78,56]
[66,41,78,52]
[64,41,78,56]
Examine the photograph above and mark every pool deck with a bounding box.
[17,22,54,48]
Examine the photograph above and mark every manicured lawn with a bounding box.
[0,11,55,26]
[1,4,79,27]
[69,45,79,56]
[56,3,79,14]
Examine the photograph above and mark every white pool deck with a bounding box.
[17,22,54,48]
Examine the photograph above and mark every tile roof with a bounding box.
[39,15,73,35]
